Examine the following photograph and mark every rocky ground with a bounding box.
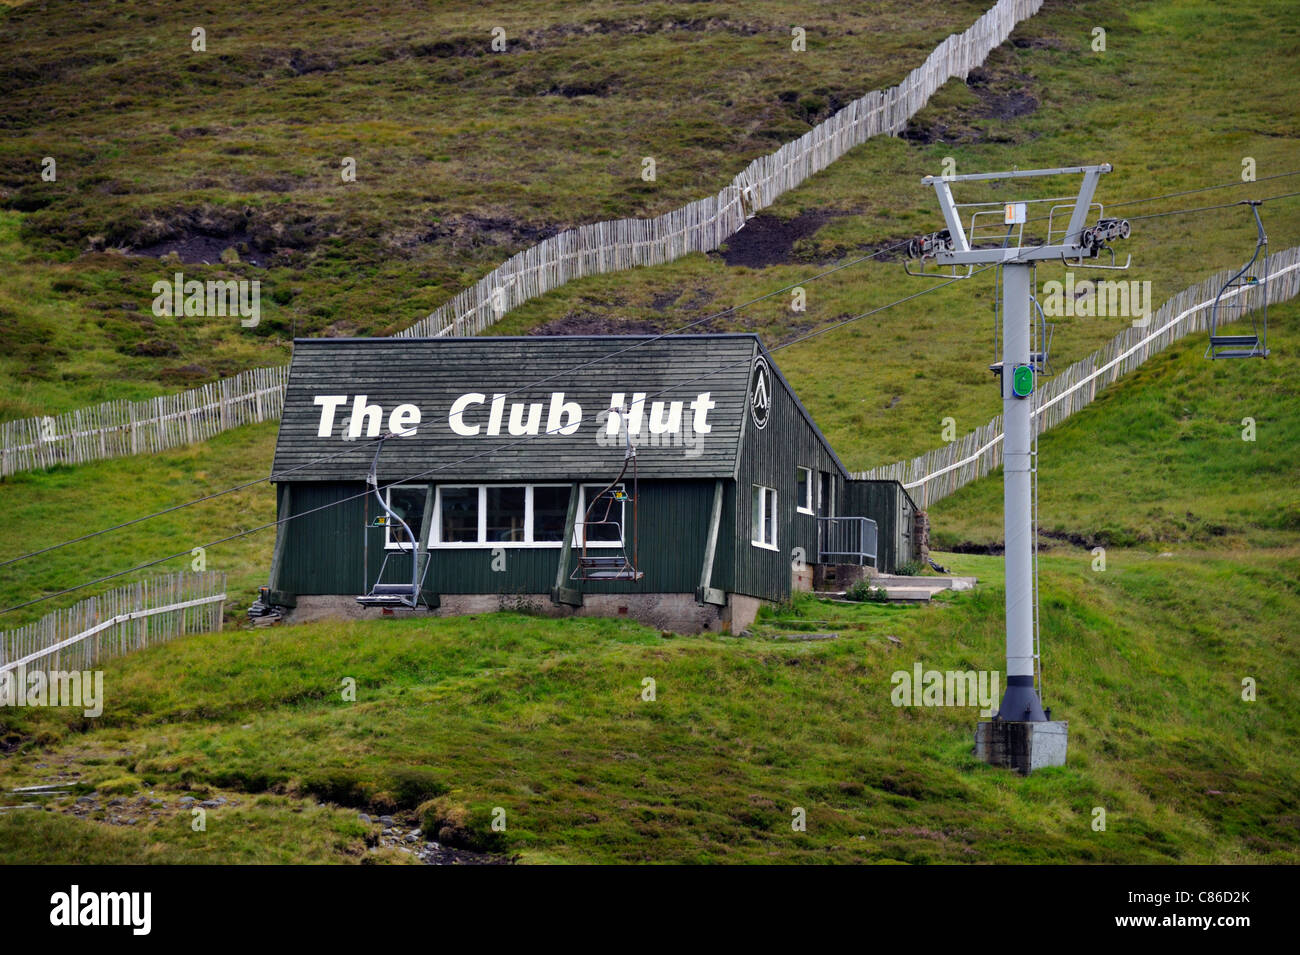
[359,812,513,865]
[2,778,514,865]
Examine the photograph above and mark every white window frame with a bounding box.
[751,484,778,551]
[431,484,572,549]
[796,467,814,515]
[383,485,427,551]
[573,484,625,549]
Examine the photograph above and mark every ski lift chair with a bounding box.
[1207,201,1270,359]
[356,435,432,609]
[572,408,644,583]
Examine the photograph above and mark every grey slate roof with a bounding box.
[272,334,772,483]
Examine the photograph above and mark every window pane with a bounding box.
[766,488,778,546]
[486,486,526,542]
[752,485,763,542]
[440,487,479,543]
[583,485,623,543]
[533,486,572,542]
[387,485,426,546]
[797,469,809,510]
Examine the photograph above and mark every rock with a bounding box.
[410,828,421,839]
[379,815,395,826]
[199,800,221,808]
[76,796,96,805]
[179,796,197,805]
[358,812,372,824]
[108,798,125,806]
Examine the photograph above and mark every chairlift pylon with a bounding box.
[571,405,644,582]
[1206,200,1270,359]
[356,434,432,609]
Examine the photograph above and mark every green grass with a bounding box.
[1,545,1296,864]
[1,310,1298,862]
[0,422,277,628]
[0,0,987,416]
[2,0,1298,864]
[482,0,1300,469]
[930,302,1300,550]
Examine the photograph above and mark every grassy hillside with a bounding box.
[0,0,986,417]
[487,0,1300,468]
[1,0,1297,865]
[1,542,1295,864]
[931,300,1300,551]
[0,422,277,627]
[3,0,1296,437]
[1,304,1296,863]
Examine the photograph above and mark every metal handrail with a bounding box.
[818,516,878,565]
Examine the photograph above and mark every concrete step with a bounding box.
[873,574,977,591]
[815,574,978,604]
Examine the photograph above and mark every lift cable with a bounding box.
[953,168,1300,213]
[1122,190,1300,222]
[15,175,1295,573]
[0,259,984,617]
[4,190,1294,609]
[0,433,409,570]
[0,239,911,571]
[1104,170,1300,211]
[995,171,1300,228]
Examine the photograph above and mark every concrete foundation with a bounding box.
[791,563,814,594]
[812,562,876,592]
[285,591,767,635]
[975,720,1069,775]
[727,594,763,634]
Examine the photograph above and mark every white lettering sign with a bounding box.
[313,392,715,439]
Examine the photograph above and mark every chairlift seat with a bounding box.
[370,583,418,596]
[1208,334,1268,359]
[356,582,420,608]
[572,555,644,581]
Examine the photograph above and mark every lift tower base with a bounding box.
[975,720,1069,775]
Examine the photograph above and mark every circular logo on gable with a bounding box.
[749,356,772,430]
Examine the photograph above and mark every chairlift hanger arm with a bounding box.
[921,164,1112,184]
[366,434,419,548]
[918,164,1116,265]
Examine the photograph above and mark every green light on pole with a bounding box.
[1012,363,1034,398]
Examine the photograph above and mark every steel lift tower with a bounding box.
[908,164,1130,772]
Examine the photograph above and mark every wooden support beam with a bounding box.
[696,479,727,606]
[417,484,438,608]
[266,483,293,602]
[551,482,583,607]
